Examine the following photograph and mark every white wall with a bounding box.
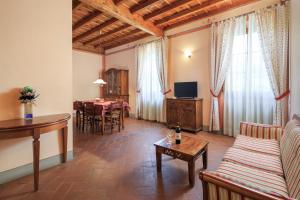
[0,0,72,172]
[290,0,300,115]
[73,50,103,101]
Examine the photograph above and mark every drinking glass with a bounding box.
[166,130,174,145]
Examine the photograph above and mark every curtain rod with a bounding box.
[105,0,289,56]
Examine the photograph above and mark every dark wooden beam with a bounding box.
[73,0,81,10]
[104,33,150,50]
[143,0,192,20]
[130,0,160,13]
[163,0,258,30]
[73,10,102,31]
[113,0,123,5]
[83,24,130,45]
[95,29,141,48]
[73,18,118,42]
[154,0,224,25]
[73,42,104,54]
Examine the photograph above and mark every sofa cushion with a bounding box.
[280,119,300,200]
[214,161,289,199]
[233,135,280,156]
[280,119,300,173]
[223,147,283,176]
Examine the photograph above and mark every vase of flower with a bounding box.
[19,86,39,120]
[24,102,33,119]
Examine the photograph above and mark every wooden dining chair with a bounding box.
[94,104,103,134]
[83,102,95,133]
[73,101,84,129]
[104,101,123,134]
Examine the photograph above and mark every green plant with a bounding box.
[19,86,39,103]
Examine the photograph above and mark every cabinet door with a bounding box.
[179,102,195,130]
[166,101,179,127]
[105,69,119,96]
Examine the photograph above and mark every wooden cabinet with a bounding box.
[104,68,129,115]
[166,98,203,133]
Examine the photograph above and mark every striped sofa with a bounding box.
[200,115,300,200]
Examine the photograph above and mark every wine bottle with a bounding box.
[175,124,181,144]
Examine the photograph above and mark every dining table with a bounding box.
[84,100,130,133]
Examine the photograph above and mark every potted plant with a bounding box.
[19,86,39,119]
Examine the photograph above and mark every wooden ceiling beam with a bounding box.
[73,18,118,42]
[143,0,193,20]
[163,0,258,30]
[130,0,160,13]
[73,10,102,31]
[113,0,124,5]
[80,0,163,36]
[73,42,104,54]
[83,24,130,45]
[154,0,224,25]
[104,33,149,50]
[95,29,141,48]
[73,0,81,10]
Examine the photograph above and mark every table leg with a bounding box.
[122,107,124,130]
[188,160,195,186]
[102,112,105,134]
[33,129,40,191]
[156,148,162,173]
[62,126,68,163]
[203,146,208,169]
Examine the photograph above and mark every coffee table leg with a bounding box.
[188,160,195,186]
[203,146,208,169]
[156,148,162,173]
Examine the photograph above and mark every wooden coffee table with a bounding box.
[154,135,208,186]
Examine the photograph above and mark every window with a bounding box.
[136,40,164,121]
[224,14,275,136]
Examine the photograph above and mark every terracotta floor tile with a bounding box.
[0,118,234,200]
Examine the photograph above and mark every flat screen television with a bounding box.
[174,82,198,98]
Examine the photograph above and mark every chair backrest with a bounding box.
[73,101,79,110]
[94,104,103,116]
[84,102,95,116]
[281,115,300,199]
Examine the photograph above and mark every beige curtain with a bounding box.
[136,38,168,122]
[209,18,236,131]
[256,3,290,126]
[156,37,169,122]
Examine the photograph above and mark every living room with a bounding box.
[0,0,299,199]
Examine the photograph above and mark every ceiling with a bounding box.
[72,0,259,54]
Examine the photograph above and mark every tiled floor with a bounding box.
[0,118,234,200]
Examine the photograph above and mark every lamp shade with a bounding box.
[93,79,106,85]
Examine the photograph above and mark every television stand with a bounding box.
[166,98,203,133]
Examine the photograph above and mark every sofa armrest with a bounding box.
[199,171,284,200]
[240,122,283,141]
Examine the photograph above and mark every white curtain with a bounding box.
[224,14,275,137]
[136,39,168,122]
[209,18,236,131]
[256,4,289,126]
